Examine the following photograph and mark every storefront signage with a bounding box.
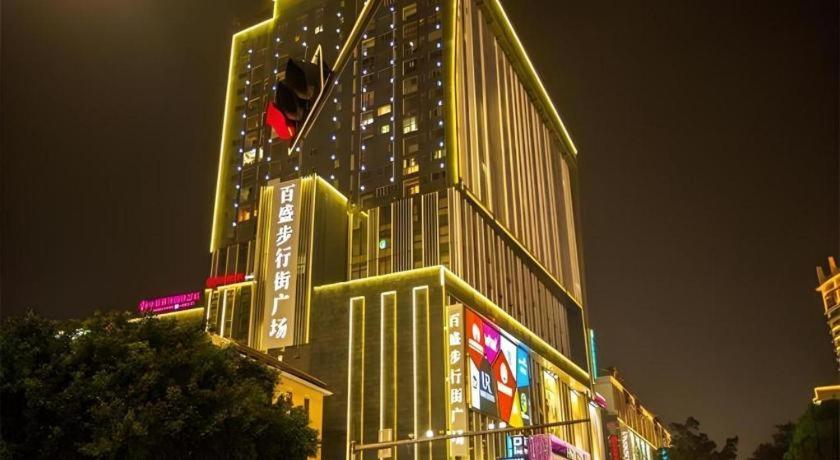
[262,178,302,349]
[529,434,591,460]
[138,291,201,314]
[505,434,529,457]
[465,308,531,427]
[205,273,246,289]
[446,304,469,457]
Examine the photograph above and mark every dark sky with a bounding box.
[2,0,838,456]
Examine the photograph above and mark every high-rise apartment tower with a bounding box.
[203,1,601,458]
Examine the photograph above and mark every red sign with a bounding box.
[205,273,245,289]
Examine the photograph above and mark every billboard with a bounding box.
[138,291,201,314]
[262,178,302,349]
[465,308,531,427]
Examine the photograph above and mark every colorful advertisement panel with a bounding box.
[465,308,531,427]
[262,178,302,349]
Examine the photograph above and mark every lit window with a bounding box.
[377,104,392,116]
[402,76,419,95]
[433,148,445,159]
[403,156,419,174]
[380,124,391,134]
[402,116,419,134]
[314,25,324,34]
[404,179,420,196]
[243,148,257,165]
[361,110,375,127]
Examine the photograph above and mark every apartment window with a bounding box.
[377,104,392,116]
[404,178,420,196]
[403,58,418,74]
[402,3,418,21]
[380,124,391,134]
[362,37,376,54]
[402,116,419,134]
[361,91,375,109]
[402,21,418,38]
[362,73,377,87]
[402,76,419,95]
[433,148,445,159]
[403,95,419,115]
[361,110,375,127]
[403,138,420,155]
[243,148,258,165]
[314,25,324,34]
[403,156,419,174]
[237,206,253,222]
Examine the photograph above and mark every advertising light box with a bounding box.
[465,308,531,426]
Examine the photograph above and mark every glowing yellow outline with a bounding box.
[314,265,591,386]
[480,0,578,155]
[210,17,275,252]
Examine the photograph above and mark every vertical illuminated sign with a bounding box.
[262,178,302,349]
[446,304,468,457]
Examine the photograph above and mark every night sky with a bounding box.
[2,0,838,456]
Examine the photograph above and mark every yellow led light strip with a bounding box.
[460,186,583,309]
[444,0,460,186]
[210,17,275,252]
[480,0,578,156]
[314,265,590,386]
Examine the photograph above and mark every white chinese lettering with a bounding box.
[279,185,295,204]
[269,317,288,338]
[274,270,291,291]
[278,204,295,223]
[276,224,293,246]
[275,247,292,269]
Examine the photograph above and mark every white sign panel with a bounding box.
[263,178,302,349]
[446,304,469,457]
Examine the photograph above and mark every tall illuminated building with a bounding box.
[816,257,840,369]
[203,0,600,458]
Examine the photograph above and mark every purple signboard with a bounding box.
[138,291,202,314]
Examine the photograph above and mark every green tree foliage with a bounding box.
[666,417,738,460]
[750,423,795,460]
[784,400,839,460]
[0,311,318,459]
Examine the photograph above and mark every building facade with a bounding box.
[816,257,840,369]
[203,0,598,458]
[594,372,671,460]
[813,257,840,404]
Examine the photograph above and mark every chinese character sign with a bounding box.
[262,178,302,349]
[446,304,469,457]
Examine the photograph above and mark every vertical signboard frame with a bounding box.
[446,304,469,457]
[259,178,303,349]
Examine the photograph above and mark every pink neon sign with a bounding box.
[138,291,202,314]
